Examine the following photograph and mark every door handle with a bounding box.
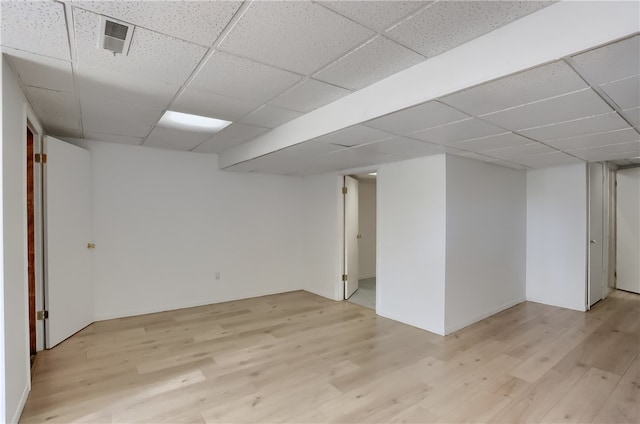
[590,240,596,244]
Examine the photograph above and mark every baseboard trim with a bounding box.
[303,288,341,301]
[10,382,30,424]
[445,297,526,335]
[359,273,376,280]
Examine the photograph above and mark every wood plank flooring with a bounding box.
[20,290,639,423]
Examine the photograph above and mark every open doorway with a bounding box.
[343,172,377,310]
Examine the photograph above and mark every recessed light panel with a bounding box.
[157,111,232,133]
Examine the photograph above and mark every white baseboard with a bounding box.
[303,287,341,301]
[445,297,526,335]
[359,273,376,280]
[10,383,30,424]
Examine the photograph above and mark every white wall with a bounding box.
[616,167,640,293]
[377,155,447,335]
[526,163,588,311]
[445,155,526,334]
[358,180,376,279]
[2,57,44,424]
[73,141,307,320]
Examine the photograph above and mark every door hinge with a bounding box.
[342,274,347,281]
[342,186,347,194]
[36,310,49,320]
[35,153,47,163]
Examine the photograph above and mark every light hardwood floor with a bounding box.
[20,290,639,423]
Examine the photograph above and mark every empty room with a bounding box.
[1,0,639,423]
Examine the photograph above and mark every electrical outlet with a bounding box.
[215,272,220,281]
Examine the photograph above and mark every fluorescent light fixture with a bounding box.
[368,172,377,176]
[157,111,232,133]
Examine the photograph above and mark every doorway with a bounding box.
[27,127,36,363]
[344,173,377,310]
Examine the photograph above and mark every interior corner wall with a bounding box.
[444,155,526,334]
[2,57,43,424]
[77,140,307,320]
[526,163,588,311]
[377,155,447,335]
[358,180,376,279]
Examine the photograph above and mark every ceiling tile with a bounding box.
[269,79,352,113]
[386,1,552,58]
[192,123,270,154]
[74,9,206,85]
[319,1,429,31]
[46,125,83,139]
[239,105,303,129]
[81,96,160,137]
[410,118,505,144]
[1,1,70,60]
[483,143,557,160]
[623,107,640,127]
[189,51,301,103]
[481,159,529,170]
[83,131,143,146]
[3,48,74,92]
[571,35,640,84]
[548,128,640,151]
[71,1,241,46]
[77,63,180,109]
[280,141,347,156]
[441,61,588,116]
[144,126,210,151]
[26,87,80,131]
[314,36,424,90]
[363,136,444,157]
[480,89,613,131]
[601,75,640,110]
[451,132,531,152]
[313,125,394,147]
[567,142,640,161]
[172,88,260,122]
[519,112,630,141]
[514,152,583,168]
[218,1,374,74]
[365,101,468,134]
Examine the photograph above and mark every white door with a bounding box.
[344,176,359,299]
[588,163,605,307]
[616,167,640,294]
[45,137,93,347]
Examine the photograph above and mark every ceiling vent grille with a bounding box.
[99,16,133,56]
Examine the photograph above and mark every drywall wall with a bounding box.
[616,167,640,293]
[75,140,307,320]
[2,57,43,424]
[302,174,343,300]
[444,155,526,334]
[377,155,447,335]
[526,163,588,311]
[358,180,376,279]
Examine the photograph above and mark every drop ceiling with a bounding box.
[1,0,639,175]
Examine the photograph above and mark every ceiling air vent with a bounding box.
[99,16,133,56]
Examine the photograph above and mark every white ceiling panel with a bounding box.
[547,128,640,150]
[192,123,270,154]
[319,1,430,31]
[514,151,583,168]
[317,145,402,170]
[624,107,640,127]
[519,112,630,141]
[172,88,260,122]
[314,36,424,90]
[483,143,557,160]
[46,125,83,139]
[386,1,552,58]
[189,51,301,103]
[4,48,74,92]
[567,142,640,161]
[269,79,352,113]
[364,136,444,157]
[81,97,160,137]
[410,118,505,145]
[83,131,143,146]
[601,75,640,110]
[144,127,210,151]
[451,132,531,152]
[26,87,80,131]
[441,61,587,116]
[571,35,640,84]
[74,9,206,85]
[280,140,347,156]
[482,159,529,170]
[313,125,394,147]
[239,105,303,129]
[480,89,613,131]
[77,63,180,109]
[1,1,70,60]
[365,101,468,134]
[71,1,241,46]
[218,1,374,75]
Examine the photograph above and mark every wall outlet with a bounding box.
[215,272,220,281]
